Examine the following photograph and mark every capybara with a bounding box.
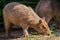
[3,2,51,37]
[35,0,60,29]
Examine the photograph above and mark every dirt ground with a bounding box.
[0,27,60,40]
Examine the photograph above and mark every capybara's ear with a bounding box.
[37,20,42,26]
[39,20,42,24]
[42,17,45,20]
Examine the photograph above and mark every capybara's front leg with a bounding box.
[21,24,29,37]
[23,27,29,37]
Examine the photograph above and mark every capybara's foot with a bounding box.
[24,34,29,37]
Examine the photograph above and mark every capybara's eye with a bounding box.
[43,26,45,29]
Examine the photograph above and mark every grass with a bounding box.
[0,27,60,40]
[27,37,34,40]
[50,29,56,34]
[57,37,60,40]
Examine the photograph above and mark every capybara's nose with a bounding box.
[46,31,51,36]
[47,33,50,36]
[47,32,51,36]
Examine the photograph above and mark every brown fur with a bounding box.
[35,0,60,29]
[3,2,51,37]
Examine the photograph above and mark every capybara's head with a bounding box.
[34,17,51,35]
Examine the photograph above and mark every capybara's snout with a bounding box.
[46,31,51,36]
